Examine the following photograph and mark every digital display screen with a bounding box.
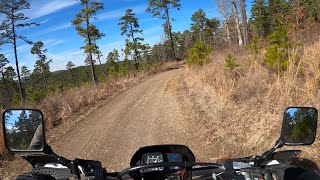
[141,153,164,172]
[141,153,183,173]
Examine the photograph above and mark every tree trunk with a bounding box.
[224,19,231,45]
[130,22,140,63]
[217,0,232,46]
[85,1,97,86]
[165,5,176,60]
[232,0,243,46]
[202,31,206,44]
[41,67,47,89]
[238,0,248,45]
[92,40,107,80]
[11,6,24,105]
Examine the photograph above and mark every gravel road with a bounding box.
[1,69,213,178]
[49,69,211,172]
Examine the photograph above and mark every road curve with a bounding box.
[1,69,213,179]
[51,69,210,172]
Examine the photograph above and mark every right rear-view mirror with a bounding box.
[2,109,46,152]
[281,107,318,146]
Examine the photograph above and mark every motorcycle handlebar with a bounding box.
[106,166,274,180]
[240,167,273,180]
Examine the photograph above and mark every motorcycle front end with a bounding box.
[2,107,319,180]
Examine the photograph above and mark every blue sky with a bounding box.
[1,0,252,72]
[5,110,30,129]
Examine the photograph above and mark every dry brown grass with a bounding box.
[0,61,185,160]
[178,40,320,164]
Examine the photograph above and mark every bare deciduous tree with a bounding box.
[238,0,248,45]
[216,0,231,45]
[231,0,243,46]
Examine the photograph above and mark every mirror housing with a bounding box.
[280,107,318,146]
[2,109,46,152]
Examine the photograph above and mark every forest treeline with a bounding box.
[0,0,320,108]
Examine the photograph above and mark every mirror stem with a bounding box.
[255,139,284,166]
[262,139,284,160]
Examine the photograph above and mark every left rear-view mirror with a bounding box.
[2,109,45,152]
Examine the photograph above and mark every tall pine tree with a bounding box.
[0,54,11,102]
[250,0,270,37]
[0,0,38,104]
[31,41,52,90]
[118,9,144,63]
[146,0,181,60]
[191,9,208,44]
[72,0,104,86]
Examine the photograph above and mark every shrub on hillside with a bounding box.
[225,53,239,70]
[264,26,292,72]
[249,36,261,56]
[187,41,212,67]
[26,87,48,105]
[119,59,130,77]
[108,66,117,79]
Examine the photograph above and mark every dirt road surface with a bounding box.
[50,69,212,171]
[2,69,214,178]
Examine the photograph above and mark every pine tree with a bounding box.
[191,9,208,44]
[267,0,291,30]
[21,66,30,79]
[0,54,11,101]
[172,31,183,60]
[4,66,16,81]
[66,61,76,86]
[205,18,220,46]
[250,0,270,37]
[107,49,120,65]
[93,46,107,79]
[66,61,75,70]
[181,30,194,53]
[31,41,52,89]
[300,0,320,22]
[119,9,144,63]
[146,0,181,60]
[72,0,104,86]
[0,0,38,104]
[106,49,119,78]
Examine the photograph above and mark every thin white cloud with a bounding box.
[99,41,123,49]
[2,39,66,71]
[6,40,64,54]
[97,4,147,21]
[68,50,83,56]
[43,39,65,49]
[39,19,49,24]
[143,26,162,35]
[47,49,85,70]
[144,35,161,46]
[28,0,79,20]
[47,23,72,33]
[15,44,32,53]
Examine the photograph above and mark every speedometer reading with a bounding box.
[141,153,164,172]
